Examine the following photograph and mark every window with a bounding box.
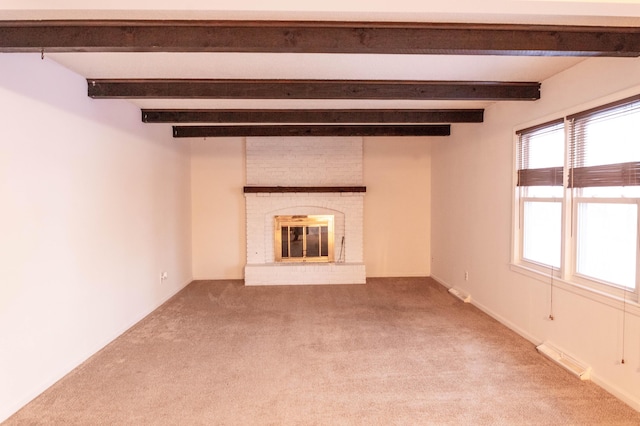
[568,96,640,292]
[514,95,640,299]
[516,120,565,269]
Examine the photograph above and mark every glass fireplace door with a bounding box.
[275,215,334,262]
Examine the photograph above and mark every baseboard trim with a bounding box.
[0,278,192,424]
[429,273,640,413]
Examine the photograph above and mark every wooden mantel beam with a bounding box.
[172,124,451,138]
[0,20,639,56]
[244,186,367,193]
[142,109,485,124]
[89,79,540,101]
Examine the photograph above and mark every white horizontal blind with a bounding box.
[569,95,640,188]
[516,119,564,187]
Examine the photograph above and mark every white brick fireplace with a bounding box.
[244,137,366,286]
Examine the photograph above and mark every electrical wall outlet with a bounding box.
[464,271,469,281]
[161,271,168,281]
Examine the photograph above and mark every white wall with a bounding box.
[431,57,640,410]
[0,54,192,422]
[191,138,245,279]
[364,137,432,277]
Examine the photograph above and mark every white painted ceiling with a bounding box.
[3,1,640,23]
[3,1,640,120]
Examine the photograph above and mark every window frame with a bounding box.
[514,119,567,277]
[569,197,640,298]
[518,196,564,274]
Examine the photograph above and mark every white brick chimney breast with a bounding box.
[244,137,366,285]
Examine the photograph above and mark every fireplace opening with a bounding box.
[274,215,334,262]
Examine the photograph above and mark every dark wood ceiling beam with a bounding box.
[89,79,540,101]
[1,20,639,56]
[142,109,484,123]
[172,124,451,138]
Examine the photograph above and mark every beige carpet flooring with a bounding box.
[5,277,640,425]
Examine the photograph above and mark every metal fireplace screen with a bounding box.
[274,215,334,262]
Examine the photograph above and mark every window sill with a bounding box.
[510,263,640,317]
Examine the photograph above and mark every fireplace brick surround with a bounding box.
[244,137,366,285]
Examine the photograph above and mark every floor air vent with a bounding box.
[536,342,591,380]
[448,287,471,303]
